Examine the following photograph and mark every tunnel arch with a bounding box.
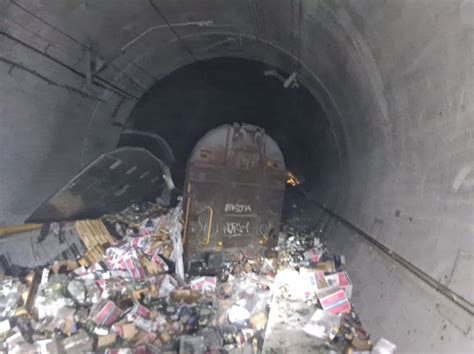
[1,1,473,350]
[75,1,398,225]
[114,57,345,199]
[81,38,353,200]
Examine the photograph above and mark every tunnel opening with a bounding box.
[117,57,343,202]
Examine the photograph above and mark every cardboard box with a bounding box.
[324,271,352,299]
[112,323,138,340]
[314,260,336,273]
[190,276,217,292]
[92,300,122,326]
[319,289,351,315]
[313,271,329,292]
[299,269,329,300]
[131,304,152,319]
[97,334,117,349]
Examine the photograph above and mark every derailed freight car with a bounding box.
[183,123,287,270]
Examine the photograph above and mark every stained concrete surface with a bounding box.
[0,0,473,351]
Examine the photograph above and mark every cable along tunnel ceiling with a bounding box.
[0,0,473,350]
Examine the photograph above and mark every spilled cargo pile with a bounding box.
[262,224,394,353]
[0,201,395,353]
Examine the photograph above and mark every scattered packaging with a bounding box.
[372,338,397,354]
[40,269,50,285]
[36,275,75,319]
[306,269,329,294]
[190,276,217,292]
[62,330,93,353]
[228,305,251,325]
[314,260,337,273]
[325,271,353,299]
[97,333,117,349]
[131,303,152,319]
[105,348,133,354]
[319,289,351,315]
[303,247,324,264]
[352,336,373,351]
[0,279,25,319]
[135,317,161,333]
[91,300,123,327]
[303,308,341,339]
[113,323,138,340]
[5,330,25,349]
[35,338,65,354]
[159,275,178,298]
[250,312,268,330]
[0,198,391,354]
[170,290,202,304]
[0,319,10,334]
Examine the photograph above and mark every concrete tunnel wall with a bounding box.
[0,0,473,351]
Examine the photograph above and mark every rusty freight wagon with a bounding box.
[182,123,287,270]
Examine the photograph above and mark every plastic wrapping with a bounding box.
[158,274,177,298]
[168,201,184,280]
[228,305,250,325]
[0,278,25,319]
[303,309,341,339]
[36,275,74,319]
[372,338,397,354]
[67,279,100,305]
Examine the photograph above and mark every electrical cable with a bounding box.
[296,187,474,316]
[148,0,198,62]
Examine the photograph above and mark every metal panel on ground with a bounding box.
[26,147,169,223]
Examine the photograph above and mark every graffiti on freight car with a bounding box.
[223,221,250,237]
[224,203,252,213]
[197,212,218,237]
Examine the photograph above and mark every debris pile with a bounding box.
[0,200,395,353]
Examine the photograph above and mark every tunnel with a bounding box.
[0,0,473,352]
[117,58,338,195]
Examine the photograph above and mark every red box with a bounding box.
[319,289,351,315]
[131,304,151,320]
[324,272,352,299]
[93,300,123,326]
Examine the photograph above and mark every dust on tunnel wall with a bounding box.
[0,0,473,324]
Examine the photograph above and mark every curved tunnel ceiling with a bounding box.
[0,0,473,349]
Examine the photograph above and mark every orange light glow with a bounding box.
[286,171,300,186]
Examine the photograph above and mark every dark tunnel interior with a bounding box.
[117,58,341,192]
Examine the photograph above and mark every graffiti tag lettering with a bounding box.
[224,203,252,213]
[223,221,250,237]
